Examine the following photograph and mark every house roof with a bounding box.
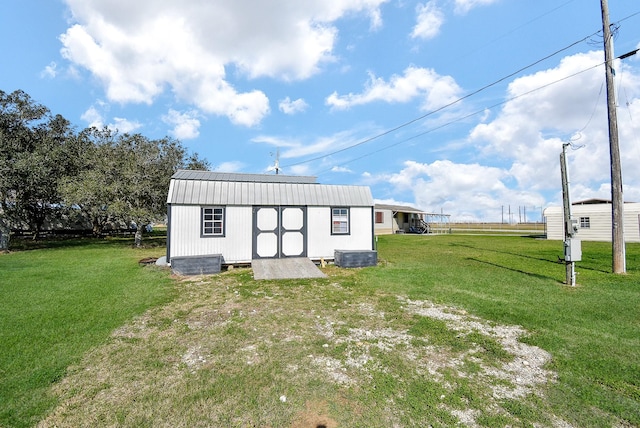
[168,170,374,207]
[573,198,611,205]
[375,204,426,214]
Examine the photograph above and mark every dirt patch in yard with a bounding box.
[38,270,567,427]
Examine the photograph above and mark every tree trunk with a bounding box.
[0,224,9,251]
[92,218,102,237]
[134,226,143,248]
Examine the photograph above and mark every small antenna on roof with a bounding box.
[274,148,280,175]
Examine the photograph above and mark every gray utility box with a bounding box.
[564,238,582,262]
[334,250,377,268]
[170,254,223,275]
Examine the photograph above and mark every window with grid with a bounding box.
[331,207,350,235]
[202,207,225,236]
[580,217,590,229]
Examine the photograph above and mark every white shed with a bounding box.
[543,200,640,242]
[166,170,376,273]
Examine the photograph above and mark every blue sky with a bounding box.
[2,0,640,222]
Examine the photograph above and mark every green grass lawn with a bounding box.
[0,238,175,428]
[1,234,639,427]
[364,235,640,426]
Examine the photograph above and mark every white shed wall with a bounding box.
[544,204,640,242]
[168,205,253,263]
[307,207,373,259]
[169,205,374,263]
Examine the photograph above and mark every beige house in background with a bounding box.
[374,204,447,235]
[543,199,640,242]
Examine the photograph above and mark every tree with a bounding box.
[58,127,120,236]
[2,89,210,249]
[0,90,76,248]
[60,128,209,246]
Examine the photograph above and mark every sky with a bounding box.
[2,0,640,222]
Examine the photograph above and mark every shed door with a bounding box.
[252,206,307,259]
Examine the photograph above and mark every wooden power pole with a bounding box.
[600,0,626,273]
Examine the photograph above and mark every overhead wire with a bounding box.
[281,11,640,172]
[282,32,598,169]
[458,0,577,59]
[316,61,605,174]
[570,80,604,145]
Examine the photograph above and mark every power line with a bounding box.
[282,34,594,169]
[458,0,577,59]
[281,12,639,170]
[316,62,604,174]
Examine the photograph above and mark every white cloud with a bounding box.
[331,165,354,173]
[80,105,104,128]
[279,97,309,115]
[40,61,58,79]
[213,161,245,173]
[411,2,444,40]
[110,117,141,134]
[81,103,141,133]
[360,50,639,221]
[162,109,201,140]
[252,126,375,160]
[60,0,388,126]
[376,160,544,221]
[453,0,500,15]
[469,51,615,191]
[325,66,462,111]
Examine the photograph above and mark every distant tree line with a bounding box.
[0,89,209,249]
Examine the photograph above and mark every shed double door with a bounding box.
[252,206,307,259]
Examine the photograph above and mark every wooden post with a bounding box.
[600,0,626,273]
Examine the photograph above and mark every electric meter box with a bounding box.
[564,238,582,262]
[571,218,579,234]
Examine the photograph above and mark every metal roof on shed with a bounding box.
[168,172,373,207]
[171,169,317,184]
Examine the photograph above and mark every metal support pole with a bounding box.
[561,143,577,286]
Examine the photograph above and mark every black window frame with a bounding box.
[580,216,590,229]
[201,206,226,237]
[331,207,350,235]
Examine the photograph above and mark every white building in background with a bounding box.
[543,199,640,242]
[374,204,450,235]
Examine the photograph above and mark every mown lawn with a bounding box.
[0,238,175,428]
[361,235,640,426]
[1,234,639,427]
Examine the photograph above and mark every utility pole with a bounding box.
[600,0,626,273]
[561,143,581,286]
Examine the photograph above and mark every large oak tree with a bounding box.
[1,89,209,249]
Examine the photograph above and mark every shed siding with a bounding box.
[169,205,253,263]
[544,203,640,242]
[307,207,373,258]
